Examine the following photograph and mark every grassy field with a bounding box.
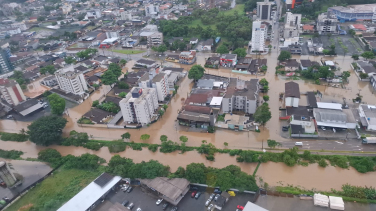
[112,49,145,54]
[223,4,245,16]
[6,168,101,211]
[27,27,53,32]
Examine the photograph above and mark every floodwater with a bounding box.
[1,139,376,191]
[23,78,49,98]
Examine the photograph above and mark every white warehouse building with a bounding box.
[119,87,159,125]
[55,66,88,95]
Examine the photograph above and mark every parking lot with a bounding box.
[97,185,256,211]
[318,34,363,56]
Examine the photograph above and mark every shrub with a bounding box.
[318,159,328,168]
[0,149,23,159]
[206,154,215,161]
[128,142,143,151]
[38,149,62,167]
[229,149,241,156]
[108,142,127,153]
[84,142,103,151]
[148,144,159,152]
[0,132,28,142]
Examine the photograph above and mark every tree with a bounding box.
[359,72,369,79]
[185,163,206,184]
[154,44,167,54]
[119,92,127,98]
[323,49,330,55]
[92,100,99,107]
[224,142,228,147]
[361,51,375,60]
[108,63,122,78]
[342,71,350,82]
[37,16,45,21]
[216,44,229,54]
[188,65,205,81]
[278,51,291,61]
[47,93,66,115]
[101,70,117,86]
[117,81,129,89]
[160,135,168,142]
[162,104,168,110]
[121,132,131,140]
[233,48,247,57]
[39,65,56,75]
[179,136,188,143]
[318,159,328,167]
[140,134,150,141]
[352,54,359,60]
[267,139,281,148]
[348,29,356,36]
[64,56,76,64]
[119,59,127,67]
[27,115,67,146]
[254,103,271,127]
[52,21,57,26]
[158,109,165,116]
[259,78,269,86]
[263,95,269,101]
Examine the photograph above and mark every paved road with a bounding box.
[281,139,376,152]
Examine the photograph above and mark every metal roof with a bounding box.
[317,102,342,110]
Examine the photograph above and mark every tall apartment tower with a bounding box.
[55,66,88,95]
[251,21,267,52]
[0,78,26,105]
[0,48,14,74]
[119,87,159,125]
[257,0,272,21]
[283,12,302,38]
[0,161,18,187]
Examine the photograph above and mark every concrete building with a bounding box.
[55,66,88,95]
[10,22,27,31]
[358,104,376,131]
[62,3,72,14]
[120,11,132,20]
[329,4,376,23]
[284,12,301,38]
[251,21,267,52]
[152,73,169,102]
[0,78,26,105]
[222,78,259,114]
[105,31,120,39]
[85,10,101,20]
[119,87,159,125]
[257,0,273,21]
[285,81,300,107]
[0,48,13,74]
[145,4,159,17]
[317,12,339,35]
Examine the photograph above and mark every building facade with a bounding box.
[257,0,273,21]
[55,66,88,95]
[0,48,13,74]
[317,12,339,34]
[119,87,159,125]
[0,79,26,105]
[251,21,267,52]
[152,73,169,102]
[284,12,301,38]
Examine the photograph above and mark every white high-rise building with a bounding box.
[284,12,301,38]
[257,0,272,21]
[55,66,88,95]
[119,87,159,125]
[251,21,267,52]
[152,73,168,102]
[120,11,132,20]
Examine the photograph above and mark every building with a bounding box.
[55,66,88,95]
[13,98,44,116]
[0,79,26,105]
[140,31,163,47]
[135,59,157,68]
[119,87,159,125]
[190,37,198,44]
[85,10,101,20]
[317,12,339,35]
[357,61,376,77]
[179,51,196,65]
[105,31,120,39]
[222,78,259,114]
[281,59,300,71]
[120,11,132,20]
[10,22,27,31]
[251,21,267,52]
[358,104,376,131]
[152,73,169,102]
[0,48,13,74]
[83,108,114,124]
[0,161,18,187]
[285,81,300,107]
[257,0,273,21]
[284,12,301,38]
[243,201,269,211]
[145,4,160,17]
[139,177,190,205]
[220,54,238,68]
[57,173,122,211]
[329,4,376,22]
[62,3,72,14]
[202,39,213,51]
[313,103,357,129]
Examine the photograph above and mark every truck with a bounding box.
[362,137,376,144]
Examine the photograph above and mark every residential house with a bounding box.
[83,108,114,124]
[205,57,220,69]
[202,39,213,51]
[41,75,58,87]
[285,81,300,107]
[179,51,196,65]
[357,61,376,77]
[358,104,376,131]
[234,57,252,72]
[281,59,300,71]
[302,25,315,33]
[190,37,198,45]
[220,54,237,68]
[249,59,267,73]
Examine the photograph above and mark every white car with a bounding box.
[205,199,211,206]
[156,198,163,205]
[136,208,142,211]
[207,204,214,211]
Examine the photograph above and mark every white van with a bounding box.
[295,142,303,146]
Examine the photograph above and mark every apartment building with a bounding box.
[251,21,267,52]
[145,4,159,17]
[55,66,88,95]
[62,3,72,14]
[119,87,159,125]
[222,78,259,114]
[284,12,301,38]
[152,73,169,102]
[85,10,101,20]
[0,79,26,105]
[120,11,132,20]
[10,22,27,31]
[0,48,13,74]
[317,12,339,35]
[257,0,273,21]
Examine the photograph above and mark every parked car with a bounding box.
[237,205,244,210]
[209,193,215,201]
[214,194,220,201]
[127,187,133,193]
[282,126,289,131]
[195,192,201,199]
[43,104,48,108]
[213,188,222,194]
[127,202,134,210]
[205,199,211,206]
[156,198,163,205]
[6,115,13,119]
[136,208,142,211]
[171,206,178,211]
[122,184,129,192]
[162,203,169,210]
[321,126,326,131]
[191,191,197,198]
[207,204,214,211]
[121,200,129,206]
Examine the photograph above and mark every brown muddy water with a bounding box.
[1,140,376,191]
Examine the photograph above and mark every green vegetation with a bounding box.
[301,65,334,80]
[112,49,145,54]
[267,139,281,149]
[27,115,68,146]
[0,131,28,142]
[39,65,56,75]
[188,65,206,81]
[95,101,120,113]
[217,114,225,122]
[223,4,245,16]
[0,149,23,159]
[278,51,292,61]
[47,93,66,115]
[77,117,94,124]
[254,103,272,127]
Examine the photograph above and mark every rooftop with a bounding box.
[177,110,211,122]
[136,59,156,65]
[224,78,259,100]
[139,177,189,202]
[285,82,300,98]
[152,73,166,83]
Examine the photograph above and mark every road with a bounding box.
[282,140,376,152]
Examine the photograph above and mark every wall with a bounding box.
[285,97,299,107]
